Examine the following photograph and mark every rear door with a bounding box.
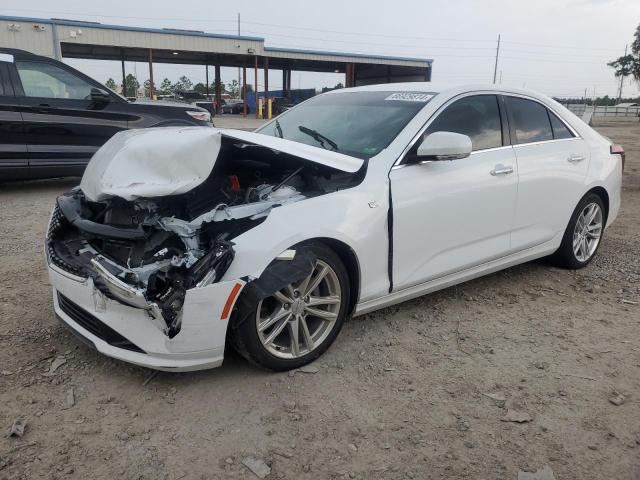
[0,54,28,180]
[505,95,590,251]
[13,59,129,178]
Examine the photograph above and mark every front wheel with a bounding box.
[230,244,350,371]
[551,193,605,269]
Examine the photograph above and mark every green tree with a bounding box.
[209,81,227,95]
[608,23,640,97]
[104,78,118,91]
[173,76,193,93]
[226,79,240,98]
[159,78,173,95]
[193,82,208,94]
[143,79,153,98]
[124,73,139,97]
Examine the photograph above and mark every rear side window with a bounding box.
[508,97,553,144]
[425,95,503,151]
[548,111,574,139]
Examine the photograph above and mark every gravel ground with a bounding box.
[0,123,639,480]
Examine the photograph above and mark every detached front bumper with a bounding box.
[48,263,244,372]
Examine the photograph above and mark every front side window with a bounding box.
[508,97,553,144]
[424,95,503,151]
[16,61,94,100]
[257,91,434,159]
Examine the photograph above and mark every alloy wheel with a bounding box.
[572,202,603,262]
[256,259,342,359]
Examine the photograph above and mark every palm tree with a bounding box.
[608,24,640,101]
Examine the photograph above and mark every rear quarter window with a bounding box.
[548,110,575,140]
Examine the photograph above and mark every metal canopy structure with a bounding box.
[0,15,433,115]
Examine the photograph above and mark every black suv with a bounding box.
[0,48,213,181]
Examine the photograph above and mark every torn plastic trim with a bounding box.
[231,248,316,330]
[90,257,152,310]
[57,194,147,240]
[89,256,167,332]
[88,240,235,338]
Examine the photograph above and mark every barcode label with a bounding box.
[385,93,434,102]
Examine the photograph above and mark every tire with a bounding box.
[230,243,350,371]
[551,193,606,269]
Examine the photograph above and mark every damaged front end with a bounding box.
[46,128,364,340]
[48,190,239,337]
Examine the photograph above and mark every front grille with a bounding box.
[46,205,84,276]
[57,293,145,354]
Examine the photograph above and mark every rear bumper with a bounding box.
[604,158,623,228]
[49,263,244,372]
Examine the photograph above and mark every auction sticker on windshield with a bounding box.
[385,93,434,102]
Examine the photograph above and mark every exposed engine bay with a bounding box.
[47,132,364,338]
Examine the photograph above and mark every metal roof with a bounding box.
[0,14,264,41]
[0,14,431,68]
[264,46,433,65]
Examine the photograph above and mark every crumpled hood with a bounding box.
[80,126,363,202]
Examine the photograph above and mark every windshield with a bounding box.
[257,91,435,159]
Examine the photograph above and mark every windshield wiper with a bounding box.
[298,125,338,151]
[275,119,283,138]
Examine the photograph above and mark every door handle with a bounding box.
[490,165,514,176]
[32,104,56,113]
[568,154,585,163]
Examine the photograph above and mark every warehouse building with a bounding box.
[0,15,433,114]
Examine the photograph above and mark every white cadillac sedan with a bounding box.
[46,83,623,372]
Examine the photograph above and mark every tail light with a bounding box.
[611,144,625,171]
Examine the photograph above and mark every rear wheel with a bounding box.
[231,243,350,371]
[551,193,605,269]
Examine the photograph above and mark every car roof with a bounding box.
[326,81,555,103]
[0,48,43,59]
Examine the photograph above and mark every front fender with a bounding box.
[220,186,390,302]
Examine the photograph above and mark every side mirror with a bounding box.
[90,88,111,103]
[414,131,472,161]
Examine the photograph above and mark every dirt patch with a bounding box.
[1,125,639,480]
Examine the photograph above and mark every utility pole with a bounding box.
[492,34,501,84]
[237,13,241,99]
[499,70,502,84]
[616,44,628,105]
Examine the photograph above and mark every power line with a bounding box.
[501,49,615,59]
[493,34,501,84]
[3,7,624,54]
[242,20,496,43]
[244,30,495,51]
[501,40,620,53]
[500,56,607,65]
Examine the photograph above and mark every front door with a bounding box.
[13,59,129,178]
[390,94,518,291]
[0,56,27,180]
